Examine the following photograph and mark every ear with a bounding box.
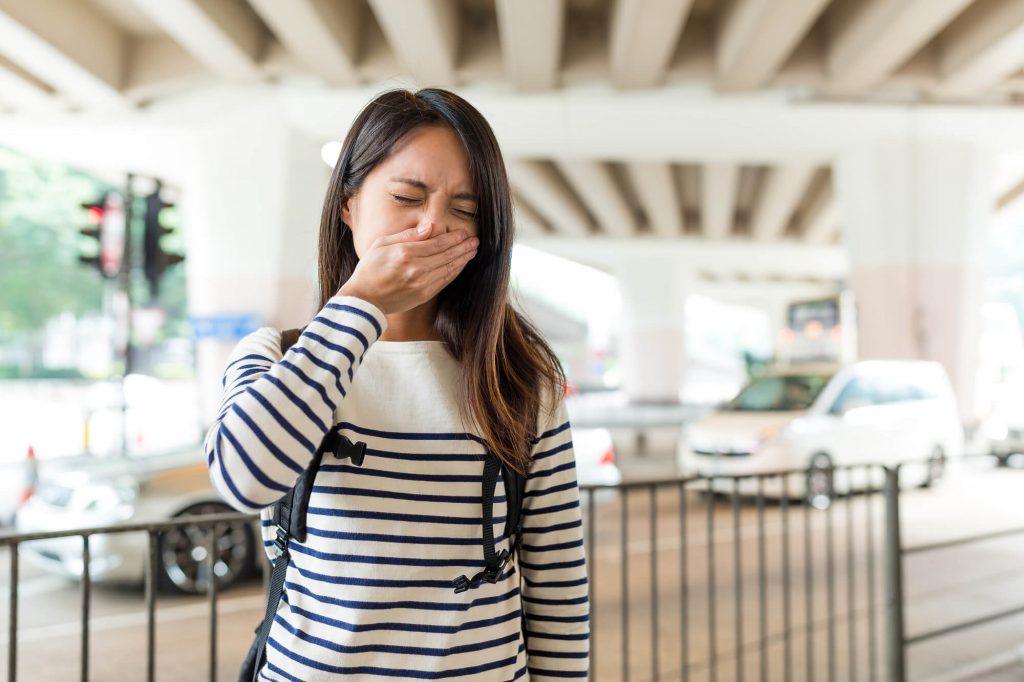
[341,197,352,225]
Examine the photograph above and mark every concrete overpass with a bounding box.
[1,0,1023,422]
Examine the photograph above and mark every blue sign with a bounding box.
[189,313,264,341]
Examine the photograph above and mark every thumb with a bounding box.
[379,222,432,247]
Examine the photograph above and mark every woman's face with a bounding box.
[342,124,479,258]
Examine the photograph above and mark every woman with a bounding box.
[205,88,590,681]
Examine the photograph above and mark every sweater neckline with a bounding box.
[372,339,450,354]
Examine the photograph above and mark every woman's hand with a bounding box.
[337,222,479,315]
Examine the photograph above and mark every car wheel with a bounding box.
[157,501,255,595]
[806,453,834,510]
[920,447,946,489]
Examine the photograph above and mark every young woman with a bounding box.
[205,88,590,681]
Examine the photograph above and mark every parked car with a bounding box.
[677,360,963,507]
[15,423,619,593]
[15,447,258,595]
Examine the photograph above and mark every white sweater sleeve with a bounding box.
[203,294,387,512]
[519,387,591,679]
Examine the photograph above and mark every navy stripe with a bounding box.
[522,575,588,589]
[302,330,356,382]
[266,635,521,679]
[521,538,585,553]
[283,579,519,612]
[525,480,577,499]
[285,602,522,636]
[526,666,588,678]
[211,426,263,511]
[530,458,577,479]
[524,629,589,641]
[526,648,589,658]
[318,463,485,484]
[273,612,520,655]
[303,525,485,547]
[305,506,507,526]
[520,557,587,571]
[311,312,372,349]
[289,345,346,396]
[278,358,336,414]
[223,353,272,383]
[263,372,329,433]
[291,560,515,589]
[244,384,318,453]
[219,422,292,495]
[521,594,589,606]
[285,539,486,568]
[313,485,505,505]
[228,403,304,475]
[334,421,484,443]
[532,440,574,464]
[523,519,582,534]
[324,301,383,337]
[522,499,580,516]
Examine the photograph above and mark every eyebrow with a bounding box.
[390,177,477,202]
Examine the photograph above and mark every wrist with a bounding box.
[337,284,387,316]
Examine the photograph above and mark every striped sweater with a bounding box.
[203,294,591,681]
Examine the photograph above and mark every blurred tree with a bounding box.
[0,147,110,334]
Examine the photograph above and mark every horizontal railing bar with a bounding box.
[904,526,1024,555]
[0,511,259,545]
[906,602,1024,645]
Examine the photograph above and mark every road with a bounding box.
[2,456,1024,681]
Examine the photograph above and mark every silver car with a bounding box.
[14,447,259,595]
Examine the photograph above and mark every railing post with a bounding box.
[884,466,907,682]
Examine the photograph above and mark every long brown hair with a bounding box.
[316,88,566,476]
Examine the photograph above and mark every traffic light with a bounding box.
[78,191,125,279]
[142,180,185,298]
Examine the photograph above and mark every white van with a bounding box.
[676,360,963,506]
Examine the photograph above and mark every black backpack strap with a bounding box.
[453,452,515,593]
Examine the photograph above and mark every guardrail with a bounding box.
[0,511,260,682]
[0,459,1012,682]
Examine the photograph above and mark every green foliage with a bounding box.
[0,147,112,334]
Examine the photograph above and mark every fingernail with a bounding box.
[417,224,429,234]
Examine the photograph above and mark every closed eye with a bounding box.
[393,195,419,204]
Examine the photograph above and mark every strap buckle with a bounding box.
[272,523,288,557]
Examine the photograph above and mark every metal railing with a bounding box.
[0,460,1014,682]
[886,461,1024,682]
[582,464,891,682]
[0,511,260,682]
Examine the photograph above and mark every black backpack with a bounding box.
[238,328,530,682]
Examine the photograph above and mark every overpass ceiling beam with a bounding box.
[0,0,129,107]
[507,160,591,237]
[716,0,830,90]
[626,162,684,237]
[555,160,638,237]
[495,0,564,90]
[512,197,549,237]
[609,0,694,89]
[131,0,266,81]
[935,0,1024,98]
[247,0,361,86]
[751,165,816,242]
[0,54,61,110]
[801,182,841,245]
[701,163,739,240]
[368,0,459,87]
[826,0,974,92]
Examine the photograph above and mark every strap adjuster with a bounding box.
[272,524,288,557]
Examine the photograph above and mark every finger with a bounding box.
[376,223,434,248]
[418,235,478,272]
[422,244,477,293]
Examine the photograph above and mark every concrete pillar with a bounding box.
[835,137,992,422]
[614,257,689,405]
[181,103,332,427]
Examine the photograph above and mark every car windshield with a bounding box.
[724,374,833,412]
